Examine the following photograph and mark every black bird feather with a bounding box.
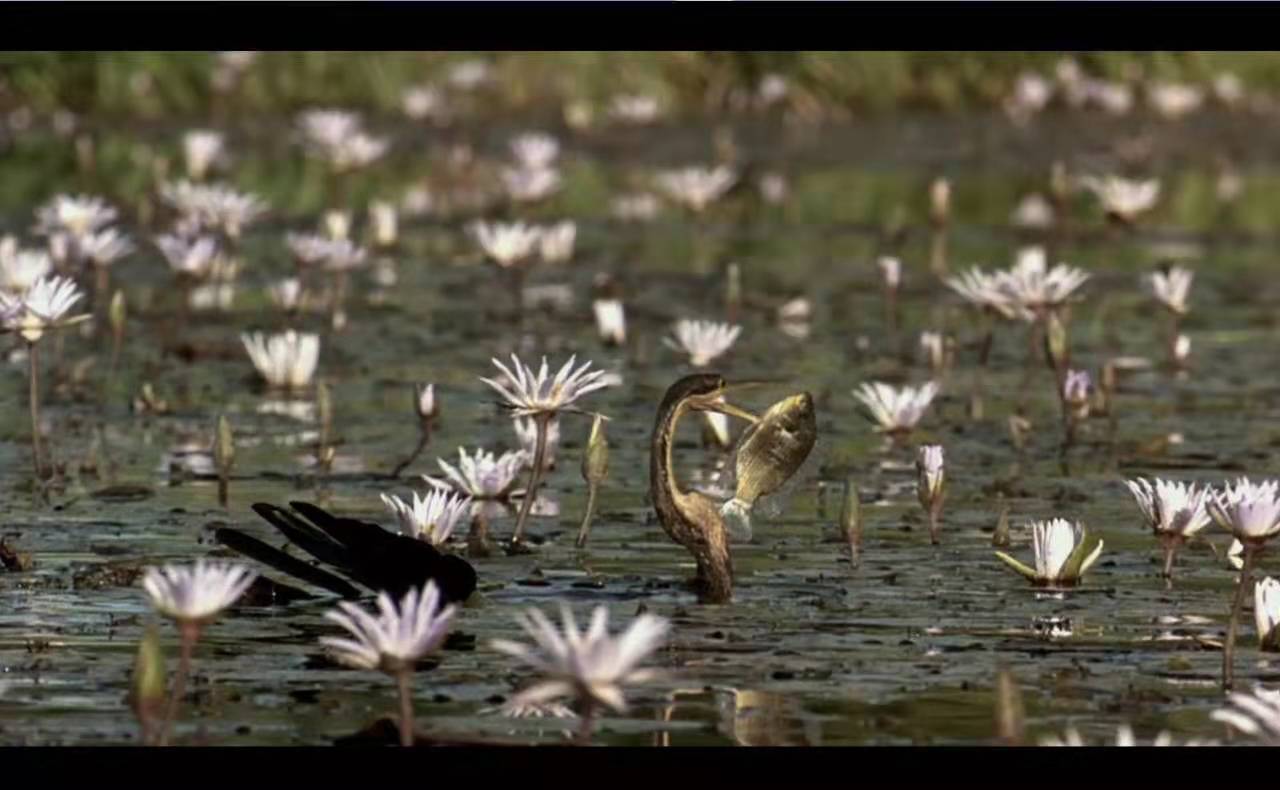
[215,501,477,605]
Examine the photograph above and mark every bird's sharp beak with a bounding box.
[708,395,759,424]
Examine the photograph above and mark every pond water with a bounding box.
[0,108,1277,745]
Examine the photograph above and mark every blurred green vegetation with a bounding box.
[4,51,1280,118]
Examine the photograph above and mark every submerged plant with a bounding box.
[321,582,457,747]
[995,518,1104,587]
[491,604,668,745]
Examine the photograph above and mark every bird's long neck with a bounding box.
[650,389,733,604]
[649,394,688,538]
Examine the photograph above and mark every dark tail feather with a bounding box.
[288,500,384,554]
[251,502,354,570]
[215,527,362,599]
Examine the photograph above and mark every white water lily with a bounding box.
[78,228,134,268]
[241,330,320,390]
[877,256,901,289]
[1124,477,1213,537]
[593,298,626,345]
[1256,578,1280,651]
[852,381,939,434]
[0,274,90,344]
[1042,725,1211,747]
[995,518,1104,586]
[510,132,560,170]
[183,129,225,180]
[664,319,741,367]
[267,277,305,312]
[471,221,542,268]
[1210,478,1280,543]
[381,489,472,545]
[995,246,1089,316]
[156,234,219,277]
[321,582,456,674]
[538,221,576,264]
[160,181,268,239]
[609,94,662,124]
[1212,686,1280,742]
[402,84,446,121]
[369,201,398,248]
[34,194,118,239]
[424,447,527,500]
[142,559,256,625]
[916,445,945,505]
[611,193,660,222]
[1147,81,1203,120]
[1080,175,1160,223]
[480,354,610,418]
[0,243,52,293]
[502,166,562,203]
[491,604,669,712]
[1148,265,1194,315]
[656,165,736,213]
[945,267,1018,319]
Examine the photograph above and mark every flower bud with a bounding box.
[414,383,437,423]
[109,290,126,339]
[992,505,1011,547]
[929,177,951,227]
[369,201,398,249]
[582,414,609,486]
[593,299,626,345]
[1173,334,1191,367]
[726,262,742,313]
[214,414,235,476]
[840,478,862,565]
[916,444,945,512]
[129,625,166,737]
[1062,369,1092,420]
[1008,414,1032,451]
[877,256,901,290]
[324,210,351,241]
[1044,310,1069,372]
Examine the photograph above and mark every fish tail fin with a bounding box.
[720,498,754,543]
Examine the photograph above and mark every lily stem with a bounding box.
[1224,544,1256,691]
[27,341,44,481]
[575,481,600,549]
[576,697,596,746]
[158,622,198,747]
[396,669,415,747]
[389,423,431,479]
[510,412,549,547]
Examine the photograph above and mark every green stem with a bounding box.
[510,413,549,547]
[159,623,198,747]
[575,482,600,548]
[1224,544,1256,691]
[396,669,415,747]
[576,697,596,746]
[28,342,44,480]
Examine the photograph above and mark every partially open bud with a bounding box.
[593,298,626,345]
[877,256,901,292]
[1173,334,1191,367]
[369,201,398,249]
[929,177,951,227]
[214,414,235,476]
[916,445,946,544]
[1044,310,1070,372]
[1257,577,1280,652]
[109,290,126,339]
[1062,369,1092,420]
[414,383,437,423]
[1050,160,1071,205]
[324,210,351,241]
[1008,414,1032,451]
[919,331,950,374]
[582,413,609,486]
[128,624,166,742]
[916,445,945,511]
